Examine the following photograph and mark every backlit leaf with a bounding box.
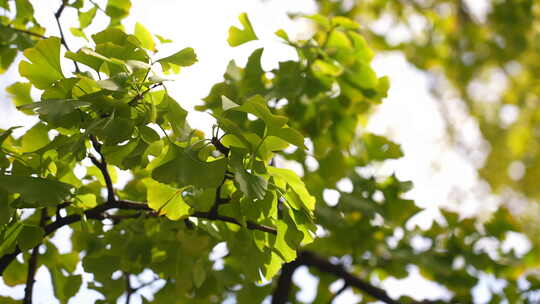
[227,13,258,47]
[19,37,64,89]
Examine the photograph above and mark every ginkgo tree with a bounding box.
[0,0,534,304]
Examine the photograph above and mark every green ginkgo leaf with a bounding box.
[17,225,44,251]
[146,179,191,220]
[157,47,197,67]
[134,22,155,51]
[230,148,268,200]
[0,175,73,207]
[267,167,315,214]
[151,144,227,189]
[227,13,258,47]
[19,37,64,89]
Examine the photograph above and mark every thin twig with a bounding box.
[129,82,163,105]
[88,0,106,13]
[327,283,348,304]
[125,272,132,304]
[3,24,46,39]
[55,0,80,72]
[132,276,162,293]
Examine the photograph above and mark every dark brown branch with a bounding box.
[271,260,301,304]
[211,136,230,156]
[55,0,80,73]
[297,251,400,304]
[23,246,39,304]
[23,209,47,304]
[192,210,277,234]
[125,272,132,304]
[89,135,115,203]
[131,276,162,293]
[208,177,229,218]
[0,200,276,275]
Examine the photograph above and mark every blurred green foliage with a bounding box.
[0,0,537,303]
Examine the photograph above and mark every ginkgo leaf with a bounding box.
[267,167,315,214]
[227,13,258,47]
[146,179,191,220]
[273,219,301,262]
[261,251,283,280]
[160,94,189,139]
[0,175,72,206]
[19,37,64,89]
[6,82,32,113]
[157,47,197,67]
[65,47,118,72]
[17,225,44,250]
[134,22,155,51]
[268,126,305,149]
[151,144,227,189]
[79,6,98,29]
[19,99,92,123]
[230,148,267,200]
[226,95,288,128]
[0,222,23,256]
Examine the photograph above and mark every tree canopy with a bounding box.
[0,0,538,303]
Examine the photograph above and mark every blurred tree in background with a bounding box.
[313,0,540,301]
[0,0,538,303]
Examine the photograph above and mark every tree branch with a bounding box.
[208,177,229,219]
[0,199,276,275]
[23,209,47,304]
[297,251,400,304]
[89,135,115,203]
[55,0,80,73]
[271,260,301,304]
[23,246,39,304]
[125,272,132,304]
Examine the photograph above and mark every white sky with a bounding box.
[0,0,518,303]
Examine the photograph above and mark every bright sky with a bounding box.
[0,0,524,303]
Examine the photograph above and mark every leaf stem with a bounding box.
[3,24,46,39]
